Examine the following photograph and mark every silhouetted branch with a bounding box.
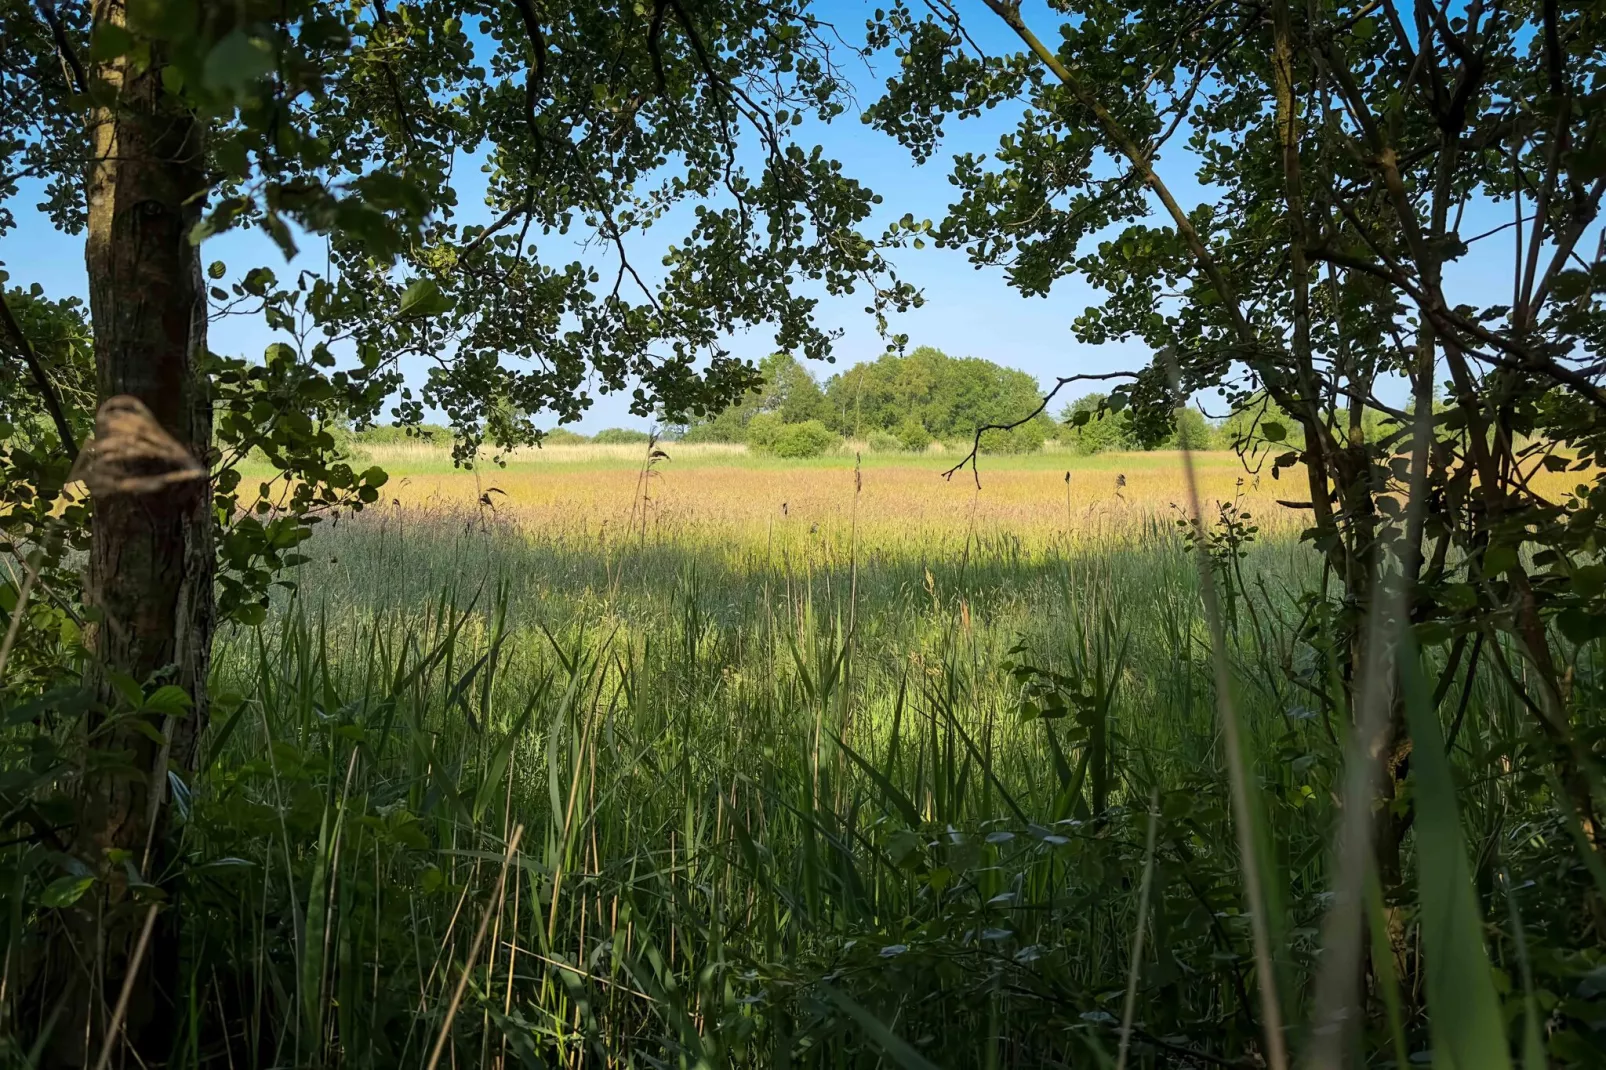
[0,288,79,461]
[943,370,1139,487]
[32,0,85,94]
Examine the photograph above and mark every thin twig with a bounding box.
[91,904,161,1070]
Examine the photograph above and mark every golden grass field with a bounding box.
[354,442,1306,553]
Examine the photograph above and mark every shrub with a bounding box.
[679,418,737,443]
[540,427,589,445]
[352,422,452,445]
[866,430,905,453]
[592,427,651,444]
[745,412,782,452]
[1058,394,1135,455]
[769,420,839,458]
[894,416,933,452]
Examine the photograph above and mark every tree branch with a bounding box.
[0,288,80,461]
[458,194,535,262]
[978,0,1258,350]
[31,0,86,95]
[1307,244,1606,410]
[942,370,1138,487]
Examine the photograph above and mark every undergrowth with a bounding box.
[4,509,1605,1066]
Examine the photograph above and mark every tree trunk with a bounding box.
[40,2,214,1063]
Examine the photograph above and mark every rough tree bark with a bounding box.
[40,0,214,1063]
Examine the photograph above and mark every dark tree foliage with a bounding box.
[0,0,912,1059]
[867,0,1606,1055]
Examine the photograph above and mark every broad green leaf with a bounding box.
[89,24,136,62]
[142,684,193,716]
[108,673,144,709]
[203,30,275,96]
[398,278,452,318]
[1483,545,1518,577]
[41,875,95,908]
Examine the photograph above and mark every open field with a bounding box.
[329,443,1314,551]
[163,443,1599,1066]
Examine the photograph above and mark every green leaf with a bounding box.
[1573,564,1606,599]
[1559,608,1606,644]
[398,278,452,318]
[203,30,275,96]
[142,685,194,717]
[90,24,136,62]
[129,718,168,745]
[41,875,95,908]
[1413,620,1454,646]
[1571,140,1606,181]
[108,672,144,709]
[234,604,268,627]
[127,0,197,39]
[1261,421,1287,442]
[1483,545,1518,577]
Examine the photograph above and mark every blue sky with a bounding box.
[1,0,1538,431]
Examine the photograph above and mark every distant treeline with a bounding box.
[670,347,1284,457]
[342,422,652,447]
[350,347,1397,458]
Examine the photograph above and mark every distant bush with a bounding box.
[894,416,933,452]
[592,427,651,444]
[866,430,905,453]
[1058,393,1134,455]
[540,427,589,445]
[745,412,782,452]
[823,346,1052,444]
[769,420,840,458]
[1167,408,1215,451]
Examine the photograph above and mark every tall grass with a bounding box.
[129,487,1583,1067]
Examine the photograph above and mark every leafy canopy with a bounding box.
[0,0,915,629]
[822,345,1051,449]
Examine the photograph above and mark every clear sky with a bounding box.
[1,0,1537,432]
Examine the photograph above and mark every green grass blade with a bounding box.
[1399,631,1511,1070]
[821,985,940,1070]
